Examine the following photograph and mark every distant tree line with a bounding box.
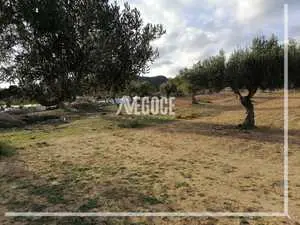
[0,0,165,106]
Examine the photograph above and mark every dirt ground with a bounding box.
[0,91,299,225]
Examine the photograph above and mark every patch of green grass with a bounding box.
[0,117,104,145]
[29,184,65,204]
[141,195,163,205]
[30,203,48,211]
[79,198,98,211]
[113,115,174,128]
[7,200,29,211]
[0,142,16,158]
[175,181,189,189]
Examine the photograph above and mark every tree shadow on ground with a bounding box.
[155,120,300,145]
[0,156,172,225]
[103,114,175,129]
[254,96,300,100]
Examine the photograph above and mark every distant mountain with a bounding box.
[138,75,168,89]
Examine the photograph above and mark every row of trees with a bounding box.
[171,35,300,128]
[0,0,165,105]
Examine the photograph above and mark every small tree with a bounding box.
[177,50,225,103]
[171,75,190,96]
[160,81,177,98]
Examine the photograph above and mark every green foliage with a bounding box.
[126,80,155,97]
[174,35,298,97]
[175,50,226,95]
[0,85,36,106]
[0,0,165,105]
[171,75,192,96]
[160,80,177,97]
[172,34,297,127]
[226,35,283,95]
[289,39,300,88]
[29,184,65,204]
[201,49,226,92]
[142,195,163,205]
[79,198,98,211]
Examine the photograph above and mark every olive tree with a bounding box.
[0,0,165,106]
[160,81,177,98]
[226,35,283,128]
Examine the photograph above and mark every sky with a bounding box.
[1,0,299,88]
[123,0,300,78]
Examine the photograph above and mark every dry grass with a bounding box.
[0,91,300,225]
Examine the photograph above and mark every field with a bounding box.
[0,91,300,225]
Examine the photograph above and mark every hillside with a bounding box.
[138,75,168,89]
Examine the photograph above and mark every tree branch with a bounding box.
[247,87,257,98]
[232,88,242,98]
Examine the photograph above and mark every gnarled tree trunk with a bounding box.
[234,88,257,129]
[239,95,255,129]
[192,90,197,104]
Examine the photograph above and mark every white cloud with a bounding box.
[127,0,299,78]
[236,0,262,23]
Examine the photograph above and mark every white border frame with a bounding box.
[5,4,290,219]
